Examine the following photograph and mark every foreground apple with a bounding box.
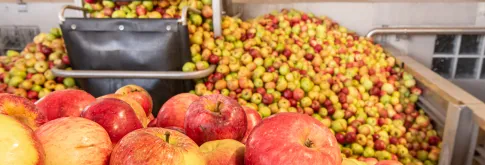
[200,139,245,165]
[0,114,45,165]
[342,158,366,165]
[82,98,143,143]
[241,106,262,144]
[185,94,247,145]
[99,94,149,127]
[375,160,403,165]
[0,94,47,130]
[35,89,95,121]
[35,117,112,165]
[156,93,199,130]
[110,128,206,165]
[115,84,153,116]
[245,113,341,165]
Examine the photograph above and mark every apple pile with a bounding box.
[0,28,77,101]
[183,9,441,164]
[83,0,213,19]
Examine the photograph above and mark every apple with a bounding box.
[0,94,47,130]
[35,117,112,165]
[245,113,341,165]
[35,89,96,121]
[375,160,403,165]
[0,114,45,165]
[99,94,149,127]
[110,128,206,165]
[241,106,262,144]
[200,139,245,165]
[185,94,247,145]
[156,93,199,129]
[81,98,143,143]
[115,84,153,116]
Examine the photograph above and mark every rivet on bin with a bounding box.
[166,25,171,31]
[119,25,124,31]
[71,24,76,30]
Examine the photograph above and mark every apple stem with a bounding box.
[214,101,221,112]
[304,139,314,148]
[165,132,171,144]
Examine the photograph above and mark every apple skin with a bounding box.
[0,114,45,165]
[157,93,199,129]
[99,94,149,127]
[115,84,153,116]
[245,113,341,165]
[110,128,206,165]
[363,158,378,165]
[81,98,144,143]
[0,93,47,130]
[241,106,262,144]
[35,89,96,121]
[35,117,112,165]
[184,94,247,145]
[200,139,245,165]
[375,160,403,165]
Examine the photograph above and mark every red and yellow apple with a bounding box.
[245,113,341,165]
[0,114,45,165]
[200,139,245,165]
[0,93,47,130]
[110,127,206,165]
[99,94,149,127]
[376,160,403,165]
[35,117,112,165]
[115,84,153,116]
[81,98,144,143]
[35,89,95,121]
[185,94,247,145]
[241,106,262,144]
[156,93,199,129]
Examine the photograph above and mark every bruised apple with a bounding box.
[185,94,247,145]
[245,113,341,165]
[157,93,199,129]
[110,128,206,165]
[0,94,47,130]
[200,139,245,165]
[99,94,149,127]
[35,89,95,121]
[35,117,112,165]
[0,114,45,165]
[241,106,262,144]
[115,84,153,116]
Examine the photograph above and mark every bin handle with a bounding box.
[59,5,201,25]
[51,65,216,79]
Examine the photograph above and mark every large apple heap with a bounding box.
[0,28,77,101]
[183,9,441,164]
[83,0,213,19]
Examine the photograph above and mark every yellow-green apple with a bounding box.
[81,98,143,143]
[241,106,262,144]
[0,114,45,165]
[376,160,403,165]
[184,94,247,145]
[342,158,367,165]
[245,113,341,165]
[110,128,206,165]
[35,89,95,121]
[156,93,199,129]
[200,139,245,165]
[35,117,112,165]
[0,93,47,130]
[115,84,153,116]
[99,94,149,127]
[362,158,378,165]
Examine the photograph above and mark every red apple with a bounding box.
[0,93,47,130]
[35,89,96,121]
[35,117,112,165]
[185,94,247,145]
[0,114,45,165]
[81,98,143,143]
[156,93,199,129]
[99,94,149,127]
[245,113,341,165]
[115,84,153,116]
[241,106,262,144]
[110,128,205,165]
[200,139,245,165]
